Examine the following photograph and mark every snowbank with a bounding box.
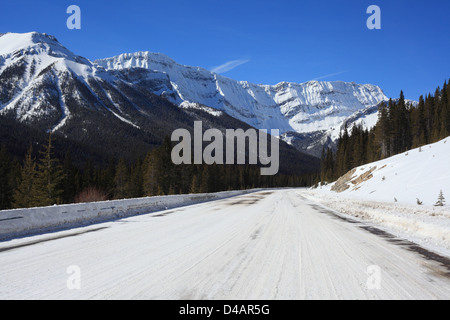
[326,137,450,206]
[0,189,260,241]
[301,137,450,254]
[301,189,450,253]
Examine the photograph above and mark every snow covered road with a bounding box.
[0,189,449,300]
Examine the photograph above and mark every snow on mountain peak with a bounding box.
[0,32,58,55]
[96,51,178,71]
[0,32,92,68]
[0,32,101,131]
[0,32,393,156]
[95,52,388,141]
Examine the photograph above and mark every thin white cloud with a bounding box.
[313,70,349,81]
[211,59,250,74]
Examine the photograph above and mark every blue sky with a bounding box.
[1,0,449,100]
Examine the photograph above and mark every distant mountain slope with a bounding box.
[96,52,390,155]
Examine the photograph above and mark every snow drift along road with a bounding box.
[303,136,450,255]
[0,190,449,300]
[0,189,260,241]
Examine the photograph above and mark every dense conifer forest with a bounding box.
[0,132,317,210]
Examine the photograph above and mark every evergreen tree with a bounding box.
[320,147,327,182]
[114,158,130,199]
[435,190,446,207]
[425,93,435,143]
[199,165,210,193]
[179,163,194,194]
[334,131,345,177]
[375,102,390,158]
[143,151,157,196]
[13,146,37,209]
[190,174,199,194]
[366,129,378,163]
[441,81,450,136]
[33,134,65,207]
[62,151,79,204]
[326,147,335,181]
[350,124,363,167]
[431,88,442,141]
[128,159,144,198]
[98,158,116,199]
[0,145,13,210]
[446,79,450,135]
[82,159,94,190]
[342,125,352,174]
[157,136,176,195]
[411,95,427,147]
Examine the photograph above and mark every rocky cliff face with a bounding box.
[96,51,389,155]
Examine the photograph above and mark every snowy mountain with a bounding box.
[0,32,319,173]
[0,31,166,132]
[1,32,394,157]
[96,52,390,155]
[0,32,225,135]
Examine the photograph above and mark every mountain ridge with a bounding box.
[96,51,389,135]
[95,51,391,155]
[0,31,319,175]
[1,31,394,158]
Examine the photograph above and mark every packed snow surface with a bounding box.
[0,190,449,299]
[0,190,257,241]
